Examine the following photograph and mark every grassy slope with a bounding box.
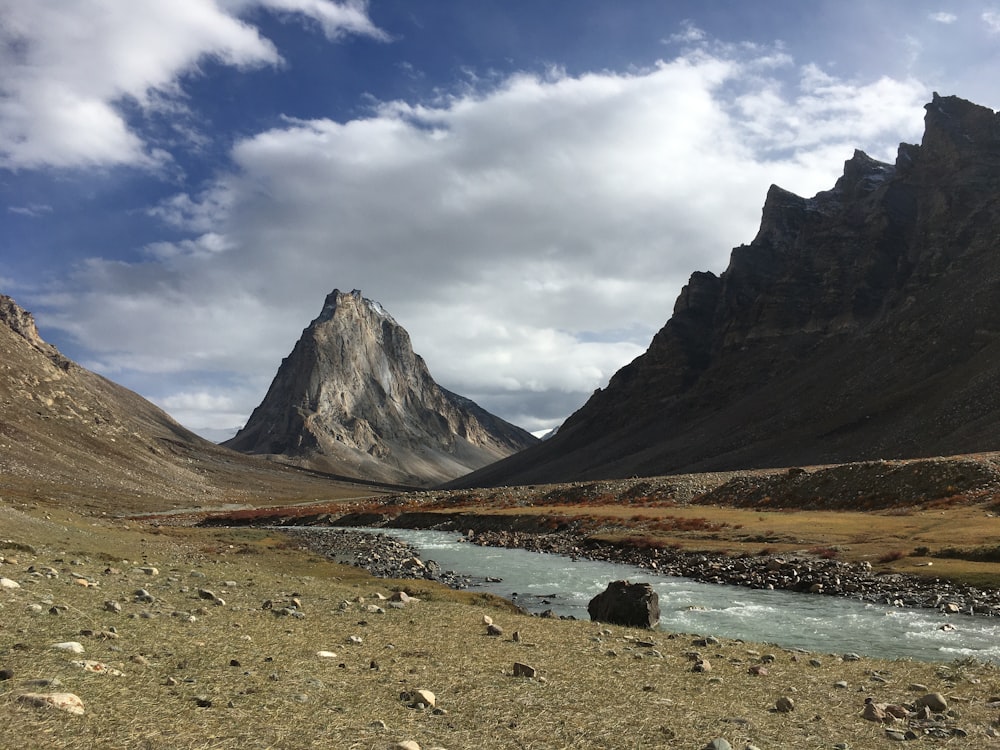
[3,502,1000,749]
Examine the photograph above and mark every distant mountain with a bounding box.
[453,93,1000,487]
[224,289,538,486]
[0,294,362,513]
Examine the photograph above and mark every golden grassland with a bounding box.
[4,502,1000,749]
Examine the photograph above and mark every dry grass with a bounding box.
[4,504,1000,749]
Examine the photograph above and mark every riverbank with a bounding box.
[279,521,1000,620]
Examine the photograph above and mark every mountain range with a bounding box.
[6,93,1000,498]
[454,93,1000,487]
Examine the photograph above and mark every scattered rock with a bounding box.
[915,692,948,712]
[402,688,436,709]
[702,739,732,750]
[71,660,124,676]
[317,651,338,659]
[0,577,21,589]
[393,742,421,750]
[861,699,888,723]
[486,623,504,637]
[513,662,537,678]
[17,692,85,715]
[775,696,795,712]
[52,641,85,654]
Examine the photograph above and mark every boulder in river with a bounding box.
[587,580,660,628]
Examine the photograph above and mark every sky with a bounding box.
[2,1,999,441]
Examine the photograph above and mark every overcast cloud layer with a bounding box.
[2,2,998,438]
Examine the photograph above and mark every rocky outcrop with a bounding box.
[224,289,537,486]
[454,94,1000,487]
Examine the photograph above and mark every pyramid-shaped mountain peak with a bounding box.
[225,289,537,486]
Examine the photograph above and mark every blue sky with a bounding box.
[2,1,998,440]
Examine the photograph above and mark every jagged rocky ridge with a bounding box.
[455,93,1000,487]
[224,289,537,486]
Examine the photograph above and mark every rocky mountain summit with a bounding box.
[224,289,537,486]
[0,294,373,513]
[457,93,1000,487]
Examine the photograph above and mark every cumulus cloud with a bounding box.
[39,36,928,434]
[0,0,384,169]
[929,12,957,24]
[984,11,1000,33]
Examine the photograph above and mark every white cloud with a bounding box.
[929,12,957,24]
[984,11,1000,32]
[8,203,54,217]
[39,39,929,432]
[0,0,384,169]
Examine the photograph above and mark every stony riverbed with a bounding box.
[281,525,1000,618]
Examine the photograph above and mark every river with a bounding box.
[348,527,1000,664]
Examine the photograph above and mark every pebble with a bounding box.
[775,696,795,712]
[0,577,20,589]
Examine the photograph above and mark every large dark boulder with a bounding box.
[587,580,660,628]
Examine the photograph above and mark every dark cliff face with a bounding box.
[454,93,1000,488]
[225,289,538,487]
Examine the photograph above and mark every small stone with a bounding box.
[692,658,712,673]
[130,655,150,666]
[0,577,21,589]
[842,653,861,661]
[915,692,948,712]
[513,662,537,678]
[195,696,212,708]
[137,566,159,576]
[347,635,363,645]
[486,623,504,637]
[52,641,85,654]
[702,739,732,750]
[775,696,795,712]
[512,630,521,642]
[834,681,849,689]
[748,665,768,676]
[393,742,421,750]
[862,700,888,723]
[104,600,122,613]
[482,615,493,626]
[409,688,435,708]
[809,658,822,667]
[390,590,412,603]
[317,651,338,659]
[0,668,13,680]
[17,692,85,715]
